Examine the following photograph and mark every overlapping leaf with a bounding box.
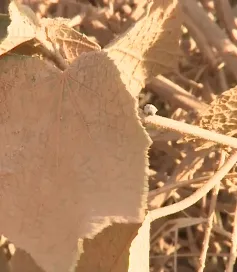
[185,86,237,147]
[0,1,39,55]
[0,53,149,272]
[0,0,181,271]
[0,1,100,63]
[105,0,182,97]
[41,18,101,63]
[75,215,150,272]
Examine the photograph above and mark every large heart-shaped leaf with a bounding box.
[0,1,181,271]
[0,53,149,272]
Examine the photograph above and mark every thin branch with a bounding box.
[150,217,206,248]
[226,197,237,272]
[36,36,68,71]
[183,12,218,69]
[174,71,204,90]
[149,172,237,206]
[148,176,207,201]
[149,148,211,210]
[147,75,207,112]
[202,74,216,103]
[217,65,228,92]
[149,151,237,222]
[181,0,237,80]
[214,0,237,44]
[150,252,231,259]
[143,115,237,149]
[174,229,178,272]
[198,151,226,272]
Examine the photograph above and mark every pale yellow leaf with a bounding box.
[128,215,150,272]
[75,224,140,272]
[74,215,150,272]
[197,87,237,136]
[0,1,183,271]
[41,18,101,63]
[186,86,237,145]
[0,52,150,272]
[105,0,182,97]
[0,0,39,56]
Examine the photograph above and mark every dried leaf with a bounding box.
[197,87,237,136]
[128,215,150,272]
[75,215,150,272]
[105,0,182,96]
[75,224,139,272]
[0,52,149,272]
[0,1,39,55]
[186,86,237,146]
[41,18,101,63]
[0,1,182,271]
[0,14,48,58]
[0,1,101,66]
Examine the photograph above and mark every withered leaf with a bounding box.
[184,86,237,149]
[75,215,150,272]
[196,87,237,136]
[128,215,150,272]
[0,0,39,56]
[105,0,182,97]
[0,52,149,272]
[41,18,101,63]
[0,13,48,59]
[0,0,181,271]
[0,1,100,64]
[75,224,140,272]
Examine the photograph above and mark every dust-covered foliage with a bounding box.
[1,0,237,272]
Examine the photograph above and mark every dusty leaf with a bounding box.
[0,1,101,65]
[197,87,237,136]
[41,18,101,63]
[75,224,140,272]
[0,1,182,271]
[0,0,39,56]
[128,214,150,272]
[75,215,150,272]
[185,86,237,146]
[0,13,47,58]
[105,0,182,97]
[0,51,149,272]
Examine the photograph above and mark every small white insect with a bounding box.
[143,104,158,116]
